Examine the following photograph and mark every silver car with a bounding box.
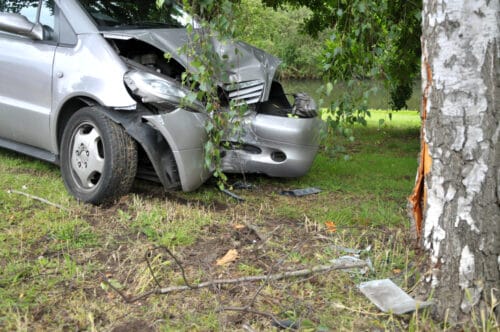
[0,0,323,204]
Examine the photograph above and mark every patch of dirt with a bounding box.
[111,319,155,332]
[181,222,272,272]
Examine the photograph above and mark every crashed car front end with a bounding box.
[101,23,323,192]
[109,30,324,191]
[219,78,323,177]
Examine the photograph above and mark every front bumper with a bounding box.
[221,112,325,177]
[137,107,324,192]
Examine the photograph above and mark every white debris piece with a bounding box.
[359,279,432,315]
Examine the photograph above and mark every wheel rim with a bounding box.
[69,122,105,190]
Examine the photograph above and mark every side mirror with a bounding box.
[0,12,43,40]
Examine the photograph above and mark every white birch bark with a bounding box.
[422,0,499,322]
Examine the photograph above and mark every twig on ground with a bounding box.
[105,244,368,303]
[107,261,368,303]
[244,239,305,309]
[100,272,133,303]
[139,260,366,300]
[145,246,196,290]
[7,189,67,211]
[158,260,367,290]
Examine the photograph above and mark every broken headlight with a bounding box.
[124,70,203,112]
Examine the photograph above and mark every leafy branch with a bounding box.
[158,0,245,189]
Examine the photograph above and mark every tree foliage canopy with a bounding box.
[232,0,326,79]
[262,0,421,109]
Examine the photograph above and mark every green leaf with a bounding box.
[358,2,366,13]
[205,121,214,133]
[326,82,334,96]
[155,0,165,9]
[199,82,210,92]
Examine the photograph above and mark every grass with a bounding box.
[0,110,492,331]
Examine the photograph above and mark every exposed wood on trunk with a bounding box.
[409,58,433,242]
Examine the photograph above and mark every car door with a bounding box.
[0,0,56,151]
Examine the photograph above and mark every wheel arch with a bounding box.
[94,107,181,190]
[56,96,98,153]
[57,101,182,191]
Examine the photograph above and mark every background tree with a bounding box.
[410,0,499,324]
[232,0,326,79]
[262,0,421,110]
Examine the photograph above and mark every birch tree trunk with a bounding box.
[419,0,499,323]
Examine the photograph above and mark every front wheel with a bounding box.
[60,107,137,204]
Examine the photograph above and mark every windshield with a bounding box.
[77,0,194,30]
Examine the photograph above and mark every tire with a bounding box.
[60,107,137,204]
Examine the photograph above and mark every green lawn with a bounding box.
[0,110,446,331]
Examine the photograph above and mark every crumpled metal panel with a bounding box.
[143,109,212,192]
[221,111,325,177]
[103,29,280,102]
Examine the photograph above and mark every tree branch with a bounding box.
[7,189,67,211]
[153,260,367,295]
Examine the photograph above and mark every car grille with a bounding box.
[224,80,264,105]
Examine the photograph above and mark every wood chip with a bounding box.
[216,249,239,266]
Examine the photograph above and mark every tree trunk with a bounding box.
[419,0,499,324]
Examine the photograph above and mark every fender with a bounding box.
[99,107,180,190]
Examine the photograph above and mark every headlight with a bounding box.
[124,70,204,112]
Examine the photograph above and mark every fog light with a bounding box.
[271,151,286,162]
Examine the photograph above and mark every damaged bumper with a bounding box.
[111,104,323,193]
[222,112,325,177]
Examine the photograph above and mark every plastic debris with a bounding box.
[292,93,318,118]
[359,279,432,314]
[280,187,321,197]
[220,188,245,202]
[232,181,254,190]
[272,319,299,330]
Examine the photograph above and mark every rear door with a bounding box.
[0,0,56,151]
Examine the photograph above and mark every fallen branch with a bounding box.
[156,261,367,294]
[128,260,367,301]
[103,247,369,303]
[7,189,67,211]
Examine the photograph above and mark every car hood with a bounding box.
[103,29,280,99]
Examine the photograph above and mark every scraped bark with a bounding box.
[416,0,499,323]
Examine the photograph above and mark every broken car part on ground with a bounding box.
[0,0,324,204]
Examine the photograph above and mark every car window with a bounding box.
[0,0,56,41]
[78,0,195,30]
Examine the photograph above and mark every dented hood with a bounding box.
[103,29,280,100]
